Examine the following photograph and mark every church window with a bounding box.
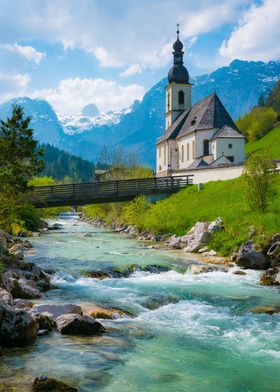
[187,143,189,160]
[164,145,166,165]
[178,90,184,105]
[159,147,161,158]
[181,145,184,162]
[192,141,195,159]
[228,143,232,149]
[203,139,209,156]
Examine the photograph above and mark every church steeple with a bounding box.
[165,25,192,130]
[168,24,189,84]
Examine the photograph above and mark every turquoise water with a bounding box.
[1,217,280,391]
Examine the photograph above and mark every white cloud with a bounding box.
[219,0,280,61]
[2,43,45,64]
[30,77,145,114]
[0,0,252,71]
[119,64,142,77]
[0,72,30,101]
[92,47,124,67]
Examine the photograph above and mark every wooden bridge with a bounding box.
[28,175,193,208]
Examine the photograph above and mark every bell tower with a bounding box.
[165,25,192,130]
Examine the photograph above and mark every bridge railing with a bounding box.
[28,175,193,207]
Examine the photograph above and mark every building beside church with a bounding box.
[156,28,245,178]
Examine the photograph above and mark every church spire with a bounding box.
[167,25,189,84]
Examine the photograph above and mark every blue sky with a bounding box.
[0,0,279,114]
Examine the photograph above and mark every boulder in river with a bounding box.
[84,270,112,279]
[142,294,179,310]
[234,241,269,270]
[83,305,132,319]
[11,278,42,299]
[32,312,56,331]
[259,267,280,286]
[56,313,105,335]
[0,299,38,347]
[32,375,77,391]
[32,304,82,319]
[0,287,14,306]
[250,306,280,315]
[187,264,221,274]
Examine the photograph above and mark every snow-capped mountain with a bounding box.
[0,59,279,166]
[59,107,132,135]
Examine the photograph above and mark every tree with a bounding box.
[0,105,44,193]
[243,151,276,212]
[266,80,280,115]
[237,106,277,141]
[258,93,266,107]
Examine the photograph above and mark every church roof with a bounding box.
[210,125,245,141]
[157,93,239,144]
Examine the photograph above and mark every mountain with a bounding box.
[41,144,96,182]
[0,59,280,166]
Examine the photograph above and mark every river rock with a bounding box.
[14,298,34,310]
[32,304,82,319]
[56,313,105,335]
[232,270,247,276]
[142,294,179,310]
[0,288,14,306]
[18,261,51,292]
[234,241,269,270]
[0,229,8,257]
[11,278,42,299]
[181,222,211,253]
[84,270,112,279]
[259,267,280,286]
[32,312,56,331]
[83,305,132,319]
[208,218,224,233]
[143,264,170,273]
[167,235,182,249]
[188,264,220,274]
[48,223,63,230]
[0,299,38,347]
[32,375,77,391]
[250,306,280,315]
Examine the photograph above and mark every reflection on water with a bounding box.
[1,217,280,391]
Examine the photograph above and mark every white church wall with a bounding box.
[213,138,245,163]
[172,164,244,184]
[194,129,217,157]
[177,134,195,169]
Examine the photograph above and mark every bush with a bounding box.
[237,106,277,141]
[243,152,276,212]
[123,196,151,231]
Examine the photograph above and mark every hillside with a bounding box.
[0,59,280,165]
[41,144,95,182]
[245,127,280,158]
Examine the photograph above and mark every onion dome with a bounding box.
[168,24,189,84]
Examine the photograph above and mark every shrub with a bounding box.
[243,151,276,212]
[237,107,277,141]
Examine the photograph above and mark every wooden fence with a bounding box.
[27,175,193,208]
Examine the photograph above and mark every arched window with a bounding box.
[181,145,184,162]
[187,143,189,161]
[164,145,166,165]
[203,139,209,156]
[192,140,195,159]
[178,90,184,105]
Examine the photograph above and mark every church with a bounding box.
[156,27,245,177]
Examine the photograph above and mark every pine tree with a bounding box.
[0,105,44,193]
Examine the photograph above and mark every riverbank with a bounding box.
[1,216,280,391]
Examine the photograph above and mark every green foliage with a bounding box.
[0,261,3,273]
[266,80,280,115]
[243,152,276,212]
[0,105,44,194]
[237,106,277,142]
[208,230,248,257]
[122,196,151,231]
[40,144,96,182]
[245,126,280,158]
[29,176,56,186]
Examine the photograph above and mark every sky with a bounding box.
[0,0,279,115]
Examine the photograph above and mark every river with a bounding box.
[1,214,280,391]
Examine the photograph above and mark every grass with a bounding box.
[118,174,280,256]
[246,126,280,158]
